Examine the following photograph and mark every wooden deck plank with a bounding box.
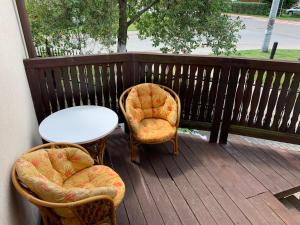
[178,136,252,225]
[144,146,201,225]
[260,192,300,225]
[232,135,300,187]
[227,136,292,194]
[222,141,281,194]
[138,147,183,225]
[161,143,235,225]
[118,140,166,225]
[155,144,219,225]
[105,131,300,225]
[249,194,286,225]
[108,142,148,225]
[182,135,266,198]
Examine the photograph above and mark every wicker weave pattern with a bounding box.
[72,198,115,225]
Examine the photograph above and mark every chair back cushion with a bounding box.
[48,147,94,180]
[126,83,177,132]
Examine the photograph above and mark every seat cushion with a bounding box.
[125,83,177,135]
[133,118,176,143]
[63,165,125,207]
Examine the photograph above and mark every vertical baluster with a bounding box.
[263,71,284,128]
[198,67,213,121]
[248,70,265,126]
[184,65,197,120]
[232,68,248,123]
[206,67,221,123]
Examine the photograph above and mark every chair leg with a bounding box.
[172,135,179,155]
[130,135,137,162]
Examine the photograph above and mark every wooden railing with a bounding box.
[24,53,300,144]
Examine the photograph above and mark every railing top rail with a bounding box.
[23,53,131,68]
[24,52,300,73]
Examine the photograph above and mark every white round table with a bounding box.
[39,106,118,164]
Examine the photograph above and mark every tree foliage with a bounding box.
[26,0,244,55]
[136,0,244,54]
[262,0,299,9]
[26,0,118,53]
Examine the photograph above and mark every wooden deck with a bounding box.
[105,129,300,225]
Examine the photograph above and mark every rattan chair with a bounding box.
[119,83,181,161]
[12,143,124,225]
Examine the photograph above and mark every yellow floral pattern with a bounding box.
[126,83,177,142]
[15,147,125,222]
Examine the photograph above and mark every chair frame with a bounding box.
[119,84,181,162]
[11,142,117,225]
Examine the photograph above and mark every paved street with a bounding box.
[125,15,300,54]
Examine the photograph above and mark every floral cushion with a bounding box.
[126,83,177,140]
[15,147,124,221]
[48,147,94,180]
[63,165,125,207]
[133,118,176,143]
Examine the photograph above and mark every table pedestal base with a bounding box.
[83,137,108,165]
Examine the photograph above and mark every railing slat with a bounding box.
[146,63,152,83]
[153,63,159,84]
[45,68,58,112]
[184,65,197,120]
[288,93,300,133]
[255,70,275,127]
[206,67,220,123]
[78,65,88,105]
[232,68,248,123]
[271,72,293,131]
[280,74,300,132]
[173,64,181,94]
[219,66,240,144]
[263,71,284,128]
[160,64,167,86]
[61,67,73,107]
[101,64,110,108]
[191,66,204,120]
[248,70,264,126]
[86,65,96,105]
[53,67,65,109]
[179,64,189,118]
[239,69,256,125]
[94,64,103,106]
[70,66,81,106]
[38,69,51,116]
[166,64,174,89]
[116,63,123,103]
[109,63,117,111]
[198,67,213,121]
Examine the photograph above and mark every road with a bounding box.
[125,15,300,54]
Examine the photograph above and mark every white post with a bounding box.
[261,0,281,52]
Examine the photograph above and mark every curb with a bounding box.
[229,14,300,25]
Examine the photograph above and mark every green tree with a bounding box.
[262,0,298,9]
[26,0,244,55]
[26,0,118,54]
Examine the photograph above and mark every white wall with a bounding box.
[0,0,42,224]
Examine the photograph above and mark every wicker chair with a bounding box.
[119,83,181,161]
[11,143,125,225]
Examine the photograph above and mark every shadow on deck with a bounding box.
[105,129,300,225]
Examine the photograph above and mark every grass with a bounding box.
[228,49,300,61]
[128,24,137,31]
[278,15,300,22]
